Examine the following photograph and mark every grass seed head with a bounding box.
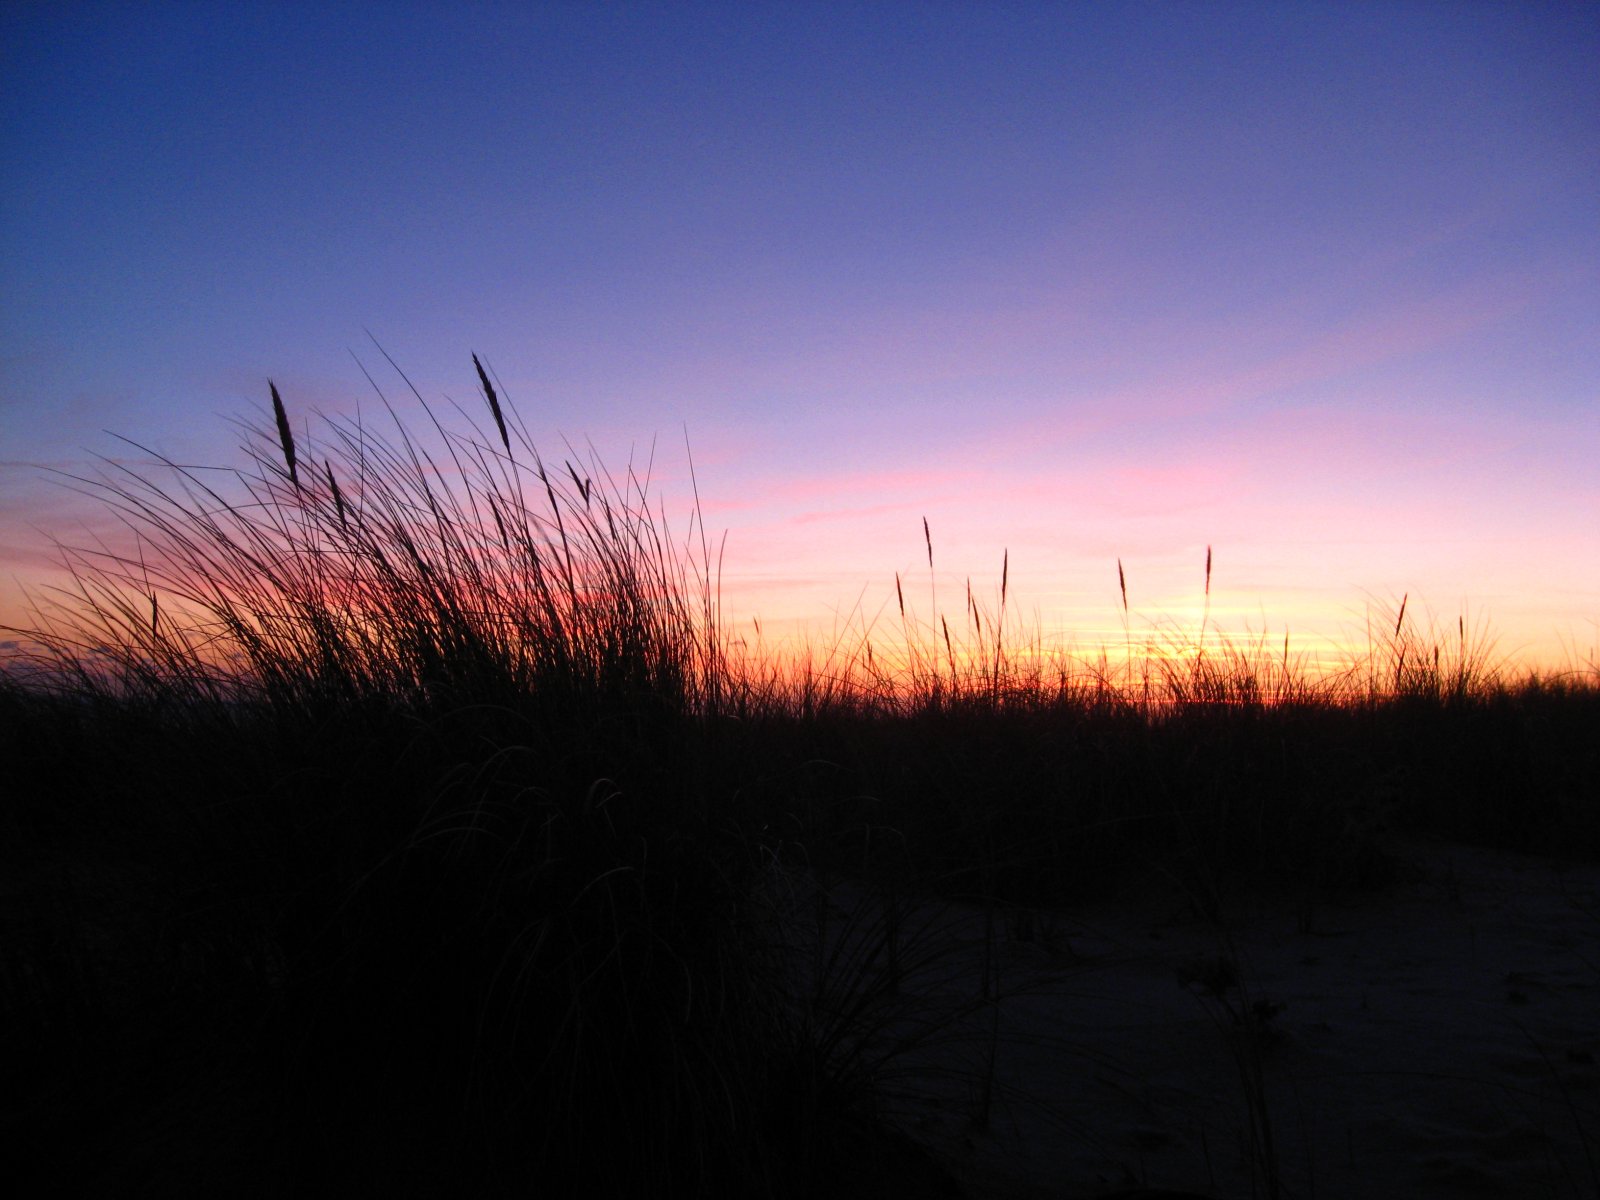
[269,380,298,486]
[326,462,347,530]
[473,352,510,455]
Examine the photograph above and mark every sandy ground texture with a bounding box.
[775,838,1600,1199]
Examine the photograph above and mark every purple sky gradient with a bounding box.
[3,2,1596,670]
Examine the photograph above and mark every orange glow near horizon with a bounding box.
[4,521,1590,704]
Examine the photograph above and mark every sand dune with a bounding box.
[783,838,1600,1199]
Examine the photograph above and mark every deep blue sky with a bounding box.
[3,2,1597,667]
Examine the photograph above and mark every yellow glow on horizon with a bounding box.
[3,515,1593,696]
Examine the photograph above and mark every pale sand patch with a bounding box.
[775,838,1600,1199]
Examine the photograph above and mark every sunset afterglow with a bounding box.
[3,3,1595,681]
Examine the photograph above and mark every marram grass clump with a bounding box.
[0,364,956,1198]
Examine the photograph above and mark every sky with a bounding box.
[3,1,1597,676]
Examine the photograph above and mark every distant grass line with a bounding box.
[2,365,1597,1197]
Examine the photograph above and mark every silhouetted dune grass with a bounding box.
[3,365,1595,1196]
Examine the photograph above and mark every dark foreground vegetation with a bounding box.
[4,365,1596,1197]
